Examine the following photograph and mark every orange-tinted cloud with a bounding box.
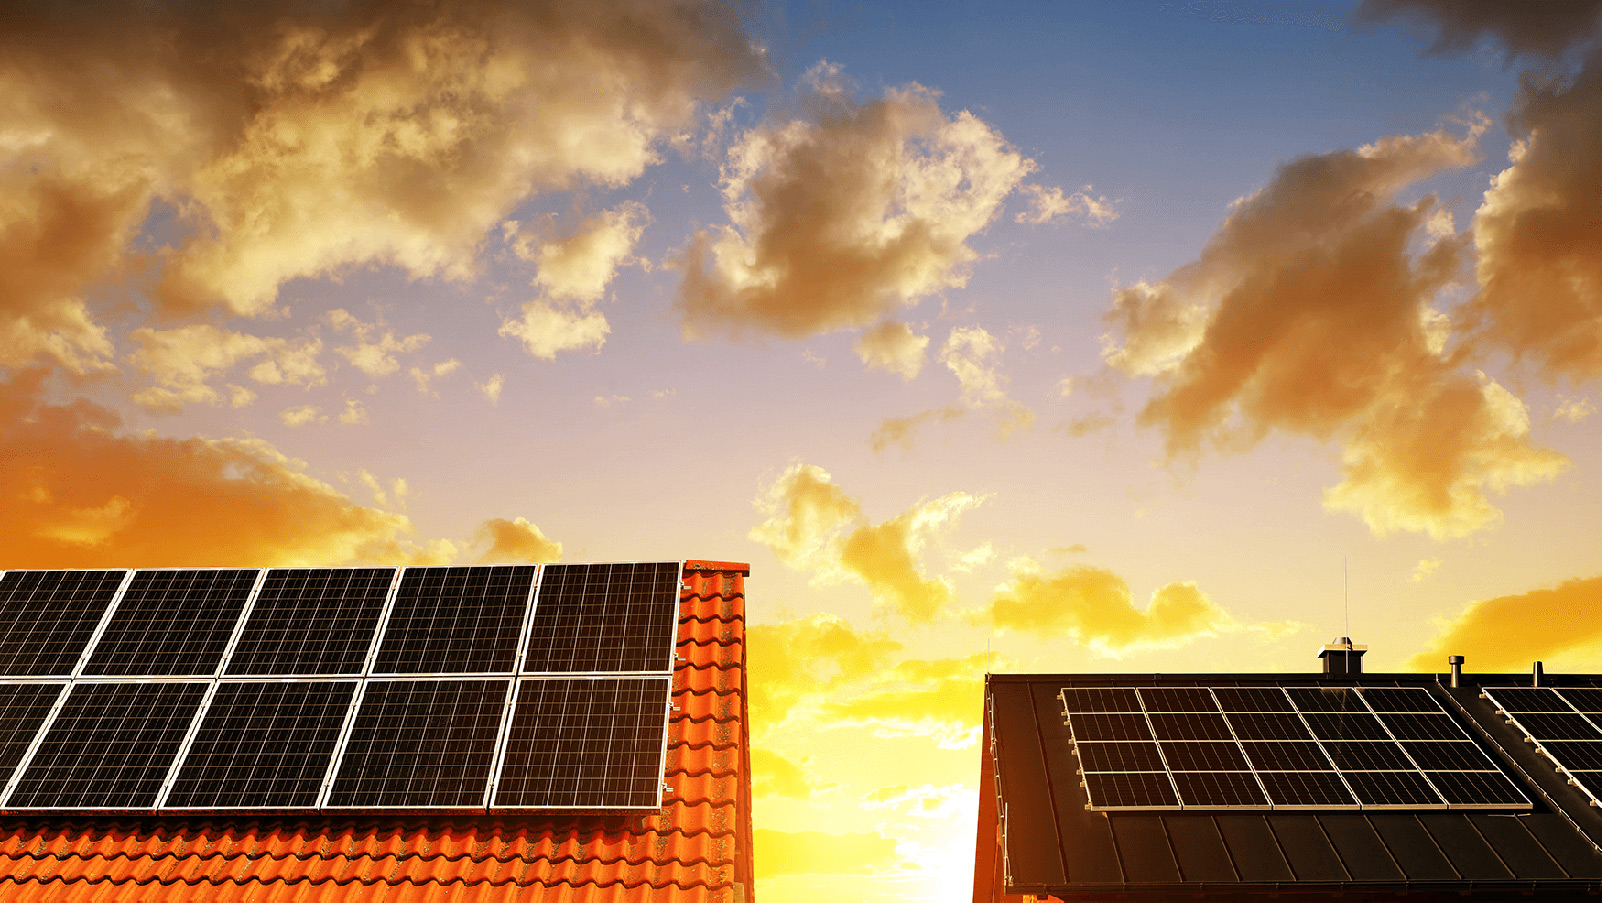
[754,829,901,878]
[1408,574,1602,672]
[868,405,964,454]
[1353,0,1602,60]
[853,321,930,380]
[474,516,563,563]
[750,463,985,622]
[984,560,1257,654]
[0,0,763,362]
[677,63,1035,341]
[1102,122,1568,538]
[820,653,987,749]
[1467,52,1602,382]
[750,748,816,799]
[747,613,900,730]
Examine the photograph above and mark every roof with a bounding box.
[976,670,1602,901]
[0,559,752,901]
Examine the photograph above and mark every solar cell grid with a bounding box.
[1359,687,1442,712]
[1376,713,1464,742]
[1320,741,1414,771]
[1060,688,1141,712]
[372,566,535,674]
[1148,712,1233,741]
[1402,741,1496,771]
[0,684,67,782]
[1343,770,1443,807]
[1068,712,1152,742]
[1159,741,1248,771]
[1212,687,1293,712]
[1286,687,1365,712]
[1541,741,1602,770]
[1226,712,1315,741]
[0,570,127,677]
[165,681,357,809]
[1242,741,1334,771]
[1426,771,1527,807]
[1512,711,1600,741]
[1487,687,1570,712]
[327,678,507,809]
[7,682,208,809]
[226,568,395,675]
[494,677,670,809]
[1172,771,1267,807]
[1138,687,1218,712]
[1561,688,1602,712]
[1258,771,1355,807]
[1083,772,1178,808]
[83,569,259,676]
[1302,712,1391,742]
[1075,742,1165,772]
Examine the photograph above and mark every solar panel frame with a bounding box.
[0,570,132,678]
[1485,687,1602,807]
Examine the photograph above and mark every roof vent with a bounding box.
[1318,636,1366,676]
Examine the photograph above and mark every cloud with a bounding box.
[473,516,563,563]
[853,321,929,380]
[408,359,461,396]
[750,463,985,622]
[0,0,763,367]
[1408,574,1602,671]
[940,327,1033,436]
[517,201,651,303]
[123,323,331,412]
[1411,558,1443,582]
[1555,396,1595,423]
[984,558,1295,655]
[1101,121,1567,538]
[479,374,505,404]
[1352,0,1602,61]
[499,301,611,359]
[279,404,324,427]
[1014,183,1119,226]
[747,613,900,730]
[676,62,1036,341]
[1467,52,1602,382]
[0,368,418,567]
[338,398,369,425]
[328,310,429,378]
[869,405,964,454]
[751,748,815,799]
[820,653,988,748]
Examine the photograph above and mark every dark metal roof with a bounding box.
[977,671,1602,900]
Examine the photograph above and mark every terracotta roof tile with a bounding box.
[0,563,752,900]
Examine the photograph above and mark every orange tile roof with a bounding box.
[0,561,752,901]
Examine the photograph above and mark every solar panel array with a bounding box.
[1485,687,1602,806]
[1061,686,1529,811]
[0,562,683,813]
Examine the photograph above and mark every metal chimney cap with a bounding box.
[1318,640,1368,655]
[1448,655,1465,665]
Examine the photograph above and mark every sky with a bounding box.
[4,0,1602,899]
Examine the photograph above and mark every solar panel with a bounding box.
[493,676,670,809]
[1076,742,1166,772]
[1512,711,1599,740]
[0,683,67,786]
[1172,771,1267,807]
[1068,712,1153,741]
[1540,741,1602,770]
[1258,771,1355,807]
[1226,712,1315,741]
[82,569,259,676]
[164,681,357,809]
[1066,684,1531,811]
[325,678,508,809]
[520,562,682,673]
[1083,772,1179,809]
[372,566,536,674]
[1212,687,1294,712]
[1560,688,1602,712]
[6,682,208,809]
[1488,687,1571,712]
[0,570,127,676]
[1159,741,1248,771]
[1060,687,1141,712]
[226,568,395,676]
[1242,741,1334,771]
[1486,687,1602,806]
[1343,771,1444,807]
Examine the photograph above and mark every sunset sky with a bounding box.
[5,1,1602,899]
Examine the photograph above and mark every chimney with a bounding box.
[1318,636,1367,676]
[1534,661,1545,687]
[1448,655,1464,688]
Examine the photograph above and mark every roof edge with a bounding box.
[684,560,750,575]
